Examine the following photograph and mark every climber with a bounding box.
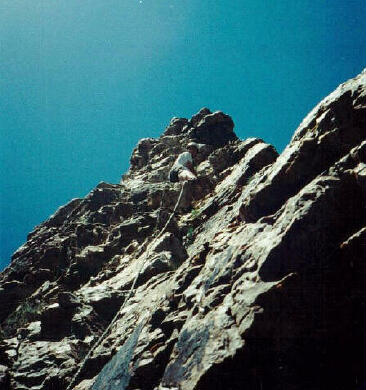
[169,142,199,183]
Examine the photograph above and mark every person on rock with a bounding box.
[169,142,199,182]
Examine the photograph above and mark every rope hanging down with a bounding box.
[66,182,186,390]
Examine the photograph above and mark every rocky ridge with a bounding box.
[0,70,365,390]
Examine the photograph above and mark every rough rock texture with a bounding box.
[0,70,365,390]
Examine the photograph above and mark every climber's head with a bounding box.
[187,142,199,157]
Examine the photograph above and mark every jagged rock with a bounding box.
[163,117,189,136]
[43,198,83,229]
[11,340,77,389]
[21,321,41,341]
[0,364,10,390]
[71,305,98,340]
[58,291,81,309]
[77,285,125,322]
[0,71,365,390]
[239,70,366,223]
[190,107,211,127]
[130,138,157,170]
[40,303,73,339]
[74,378,96,389]
[189,111,237,146]
[150,233,188,263]
[137,252,177,288]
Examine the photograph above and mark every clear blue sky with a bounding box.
[1,1,365,269]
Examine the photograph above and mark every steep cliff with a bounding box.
[0,70,365,390]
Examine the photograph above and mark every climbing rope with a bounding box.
[66,182,186,390]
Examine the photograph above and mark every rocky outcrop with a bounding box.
[0,70,365,390]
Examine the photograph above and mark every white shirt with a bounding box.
[172,152,193,170]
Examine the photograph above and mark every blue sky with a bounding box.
[1,1,365,268]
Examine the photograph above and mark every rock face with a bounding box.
[0,71,365,390]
